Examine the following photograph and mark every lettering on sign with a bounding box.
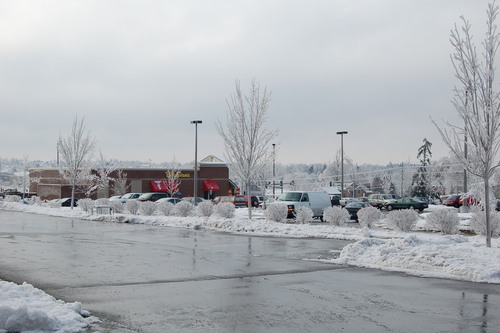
[165,171,191,178]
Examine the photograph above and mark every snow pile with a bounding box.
[0,281,93,333]
[331,234,500,283]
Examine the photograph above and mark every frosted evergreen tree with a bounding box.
[411,138,432,197]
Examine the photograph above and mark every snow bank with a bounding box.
[0,281,94,333]
[330,234,500,283]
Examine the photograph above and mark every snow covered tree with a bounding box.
[371,176,384,193]
[433,2,500,247]
[411,138,432,197]
[13,154,40,199]
[93,152,116,198]
[111,169,129,196]
[165,158,182,197]
[216,79,278,219]
[58,116,97,209]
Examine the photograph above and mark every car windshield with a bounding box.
[278,193,302,202]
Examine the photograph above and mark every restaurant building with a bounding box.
[30,155,236,201]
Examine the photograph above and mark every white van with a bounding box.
[277,191,332,221]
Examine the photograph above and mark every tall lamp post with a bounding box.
[191,120,202,205]
[336,131,348,197]
[272,143,276,197]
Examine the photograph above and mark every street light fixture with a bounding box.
[191,120,202,205]
[336,131,348,197]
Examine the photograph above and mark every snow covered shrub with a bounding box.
[109,200,124,214]
[213,202,235,218]
[265,202,288,222]
[125,200,140,215]
[157,201,175,216]
[174,200,194,217]
[469,207,500,237]
[5,195,21,202]
[46,199,61,208]
[295,206,313,224]
[323,206,350,226]
[28,196,43,206]
[426,209,459,234]
[196,200,214,217]
[387,209,418,232]
[357,206,382,229]
[94,198,110,206]
[77,198,94,213]
[139,201,157,216]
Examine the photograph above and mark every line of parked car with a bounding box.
[106,192,262,208]
[331,194,431,220]
[53,191,495,221]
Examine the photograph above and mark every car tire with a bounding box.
[409,205,415,210]
[386,205,393,211]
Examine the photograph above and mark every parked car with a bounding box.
[234,195,259,208]
[330,195,341,206]
[213,196,236,205]
[339,197,360,207]
[345,202,372,220]
[443,195,461,208]
[137,192,168,202]
[413,196,440,205]
[59,198,79,207]
[368,194,397,207]
[459,195,478,206]
[108,195,122,201]
[119,193,142,203]
[277,191,332,220]
[384,197,428,212]
[212,195,258,208]
[182,197,206,204]
[442,194,477,208]
[360,197,383,209]
[155,197,182,205]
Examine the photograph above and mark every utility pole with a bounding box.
[336,131,348,197]
[191,120,202,205]
[272,143,276,198]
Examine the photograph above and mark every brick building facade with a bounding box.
[29,155,235,201]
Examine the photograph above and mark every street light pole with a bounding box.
[191,120,202,205]
[272,143,276,197]
[336,131,348,197]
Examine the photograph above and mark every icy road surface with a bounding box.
[0,211,498,332]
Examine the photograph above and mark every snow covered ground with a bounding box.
[0,281,96,333]
[0,201,499,332]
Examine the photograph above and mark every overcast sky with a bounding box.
[0,0,492,166]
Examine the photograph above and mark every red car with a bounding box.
[443,194,477,207]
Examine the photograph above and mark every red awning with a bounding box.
[203,180,220,191]
[150,180,179,192]
[150,180,167,192]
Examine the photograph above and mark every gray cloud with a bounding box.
[0,0,489,165]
